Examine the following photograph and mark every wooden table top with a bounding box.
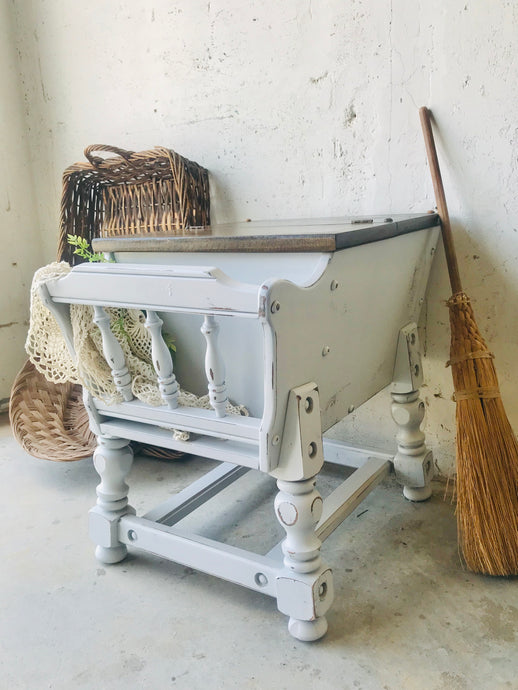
[92,213,439,254]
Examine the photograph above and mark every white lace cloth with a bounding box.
[26,263,247,440]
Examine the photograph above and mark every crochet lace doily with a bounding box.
[26,262,248,441]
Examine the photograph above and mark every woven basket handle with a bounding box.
[84,144,135,166]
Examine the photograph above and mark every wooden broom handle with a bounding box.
[419,107,463,295]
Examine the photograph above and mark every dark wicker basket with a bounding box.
[11,144,207,461]
[57,145,210,265]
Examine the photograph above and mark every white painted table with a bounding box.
[43,214,439,641]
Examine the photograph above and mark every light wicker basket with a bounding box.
[10,361,184,461]
[9,360,96,461]
[57,144,210,264]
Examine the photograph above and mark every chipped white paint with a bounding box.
[200,315,228,417]
[5,1,518,473]
[274,476,332,641]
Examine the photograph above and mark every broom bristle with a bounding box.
[448,292,518,576]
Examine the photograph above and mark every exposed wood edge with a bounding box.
[334,214,439,250]
[93,234,338,253]
[91,214,439,254]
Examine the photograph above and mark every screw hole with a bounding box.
[318,582,328,600]
[308,442,317,458]
[254,572,268,587]
[305,397,313,413]
[127,530,137,542]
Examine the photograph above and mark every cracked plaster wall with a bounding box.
[5,0,518,474]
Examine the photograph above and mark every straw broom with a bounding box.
[419,106,518,576]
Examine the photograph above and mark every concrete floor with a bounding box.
[1,412,517,690]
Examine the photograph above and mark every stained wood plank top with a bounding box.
[92,213,439,254]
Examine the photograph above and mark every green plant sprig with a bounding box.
[67,234,107,262]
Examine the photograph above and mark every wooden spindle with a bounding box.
[145,310,179,409]
[201,314,228,417]
[93,306,133,401]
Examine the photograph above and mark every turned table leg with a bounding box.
[89,436,135,564]
[274,476,334,641]
[391,390,434,501]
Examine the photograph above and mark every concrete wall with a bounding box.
[0,0,42,407]
[5,1,518,473]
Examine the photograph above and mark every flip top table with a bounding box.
[43,213,440,641]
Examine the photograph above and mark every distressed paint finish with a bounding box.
[92,305,133,402]
[275,476,333,642]
[42,216,439,640]
[201,315,228,417]
[45,216,439,475]
[145,310,179,409]
[391,390,434,501]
